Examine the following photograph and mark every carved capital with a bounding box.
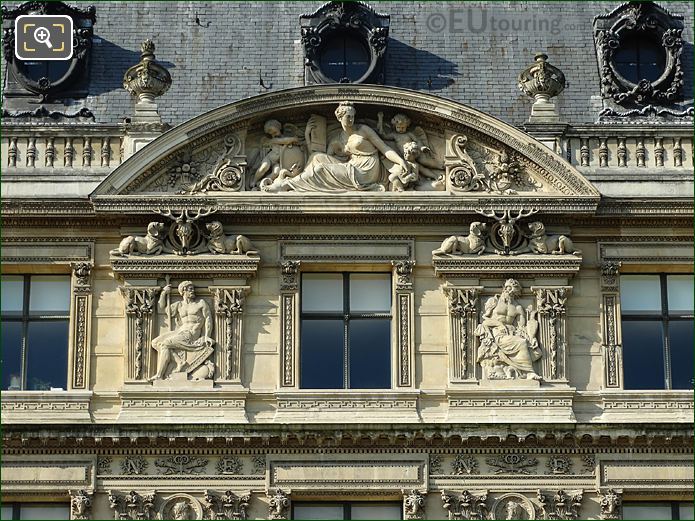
[203,489,251,520]
[392,260,415,291]
[598,488,622,520]
[70,489,93,520]
[267,488,290,520]
[536,489,583,520]
[446,287,478,317]
[280,260,301,292]
[534,287,569,317]
[121,287,160,317]
[441,490,489,520]
[108,490,157,520]
[600,260,621,291]
[402,489,426,520]
[71,262,93,293]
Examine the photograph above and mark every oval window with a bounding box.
[613,32,666,84]
[318,31,370,83]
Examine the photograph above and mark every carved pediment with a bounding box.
[92,85,599,214]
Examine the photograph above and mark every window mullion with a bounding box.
[21,276,31,391]
[661,274,671,390]
[344,274,350,389]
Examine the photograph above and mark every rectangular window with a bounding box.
[620,274,694,390]
[1,275,70,391]
[292,502,402,520]
[300,273,391,389]
[0,503,70,520]
[622,501,694,520]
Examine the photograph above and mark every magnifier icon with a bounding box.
[33,26,53,49]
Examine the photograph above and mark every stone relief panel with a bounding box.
[115,98,596,199]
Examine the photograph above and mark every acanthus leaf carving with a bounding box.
[392,260,415,291]
[446,288,479,381]
[70,489,93,520]
[402,489,426,520]
[213,288,247,381]
[280,260,301,292]
[108,490,157,520]
[536,489,584,520]
[203,489,251,520]
[441,489,489,520]
[598,488,622,520]
[121,287,160,380]
[267,488,290,520]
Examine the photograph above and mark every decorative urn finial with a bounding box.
[123,39,172,104]
[517,52,566,122]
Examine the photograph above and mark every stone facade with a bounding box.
[1,1,693,520]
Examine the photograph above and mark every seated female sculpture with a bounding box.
[261,101,409,193]
[476,278,542,380]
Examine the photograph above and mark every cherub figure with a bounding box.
[252,120,303,188]
[388,141,444,191]
[377,112,443,170]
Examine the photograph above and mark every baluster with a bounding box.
[599,138,608,167]
[26,137,37,167]
[636,139,645,167]
[101,137,111,167]
[580,138,589,166]
[617,138,627,167]
[64,137,75,167]
[654,137,664,167]
[8,137,18,167]
[83,137,93,167]
[45,137,55,167]
[673,138,683,167]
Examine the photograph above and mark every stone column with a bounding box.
[600,261,622,388]
[393,261,416,388]
[120,286,160,382]
[210,286,249,384]
[70,263,93,390]
[279,261,300,388]
[444,287,481,382]
[532,286,572,382]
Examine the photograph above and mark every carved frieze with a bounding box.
[451,454,480,475]
[71,262,93,389]
[121,456,148,476]
[486,454,539,474]
[120,287,160,381]
[216,456,243,476]
[154,455,208,475]
[533,287,571,382]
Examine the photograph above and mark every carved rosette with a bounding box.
[71,262,93,389]
[203,490,251,520]
[445,287,480,382]
[533,287,571,381]
[120,287,160,381]
[393,260,416,388]
[70,489,93,520]
[108,490,157,520]
[441,490,489,520]
[280,261,300,387]
[212,287,249,382]
[600,261,622,388]
[185,133,247,193]
[598,489,622,520]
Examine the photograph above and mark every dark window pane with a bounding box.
[2,321,23,390]
[300,320,343,389]
[670,321,694,390]
[622,320,665,390]
[614,33,666,83]
[20,60,71,84]
[349,319,390,389]
[319,31,370,82]
[26,321,69,390]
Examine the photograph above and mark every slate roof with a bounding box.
[2,1,693,126]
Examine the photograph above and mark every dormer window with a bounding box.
[1,1,95,103]
[300,1,389,85]
[593,1,684,105]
